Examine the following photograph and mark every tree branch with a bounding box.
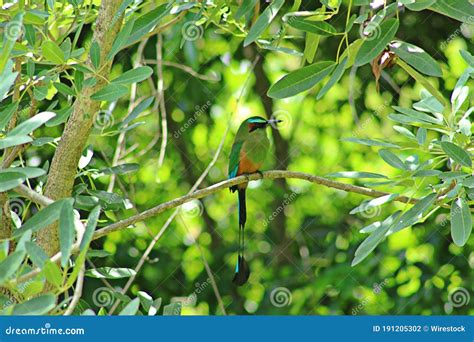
[11,170,418,286]
[93,170,417,240]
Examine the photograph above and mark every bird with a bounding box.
[228,116,281,286]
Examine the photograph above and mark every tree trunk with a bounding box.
[37,0,123,256]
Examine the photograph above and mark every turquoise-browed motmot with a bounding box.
[228,116,281,286]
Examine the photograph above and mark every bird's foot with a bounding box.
[256,170,264,180]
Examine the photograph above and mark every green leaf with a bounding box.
[0,103,18,131]
[405,0,436,11]
[0,171,26,191]
[12,294,56,315]
[90,41,100,69]
[8,111,56,136]
[25,242,48,268]
[303,33,320,63]
[0,60,18,101]
[390,40,442,77]
[288,18,337,36]
[59,201,75,267]
[379,149,408,170]
[342,137,400,148]
[91,84,128,102]
[460,50,474,67]
[0,167,46,179]
[417,127,427,145]
[14,199,73,237]
[359,211,401,233]
[340,39,364,69]
[244,0,285,47]
[119,298,140,315]
[43,260,63,288]
[41,40,65,64]
[163,302,182,315]
[268,61,335,99]
[119,97,153,128]
[327,171,388,179]
[0,135,33,150]
[388,193,438,235]
[393,106,443,124]
[0,251,25,284]
[317,57,347,99]
[107,17,135,61]
[235,0,257,19]
[440,141,472,168]
[450,197,472,246]
[351,211,400,266]
[355,18,399,67]
[85,267,136,279]
[80,206,100,250]
[54,82,76,96]
[127,4,169,45]
[0,12,24,74]
[429,0,474,23]
[463,176,474,188]
[111,66,153,85]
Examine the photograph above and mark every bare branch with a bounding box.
[94,170,417,240]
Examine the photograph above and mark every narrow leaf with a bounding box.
[244,0,285,47]
[450,197,472,246]
[268,61,335,99]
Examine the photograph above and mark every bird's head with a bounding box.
[244,116,282,132]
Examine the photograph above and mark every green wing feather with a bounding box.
[228,141,243,179]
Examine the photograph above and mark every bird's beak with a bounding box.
[266,119,282,126]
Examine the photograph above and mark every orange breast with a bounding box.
[237,150,262,175]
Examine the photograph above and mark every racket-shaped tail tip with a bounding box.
[232,255,250,286]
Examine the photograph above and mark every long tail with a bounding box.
[233,188,250,286]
